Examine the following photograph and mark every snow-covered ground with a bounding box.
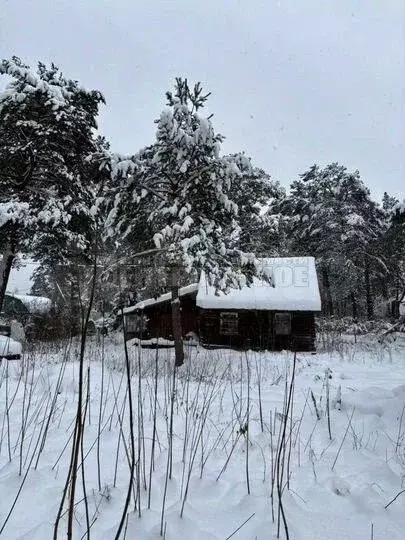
[0,336,404,539]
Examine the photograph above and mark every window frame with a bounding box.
[274,312,292,336]
[220,311,239,336]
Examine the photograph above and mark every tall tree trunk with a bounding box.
[321,266,334,316]
[0,240,16,313]
[170,264,184,367]
[393,284,405,319]
[350,291,357,320]
[69,276,77,336]
[364,258,374,320]
[68,265,82,337]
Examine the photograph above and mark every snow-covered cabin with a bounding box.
[124,257,321,351]
[2,260,52,320]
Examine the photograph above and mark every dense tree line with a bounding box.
[275,163,405,320]
[1,56,404,335]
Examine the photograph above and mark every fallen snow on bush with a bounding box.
[0,339,404,539]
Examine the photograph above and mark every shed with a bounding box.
[124,257,322,352]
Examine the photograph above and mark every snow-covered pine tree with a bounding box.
[278,163,385,318]
[0,57,106,311]
[392,199,405,221]
[382,192,399,213]
[390,198,405,315]
[222,153,284,255]
[380,197,405,317]
[108,78,270,365]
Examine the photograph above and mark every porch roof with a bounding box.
[123,283,198,314]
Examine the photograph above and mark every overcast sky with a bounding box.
[1,0,404,199]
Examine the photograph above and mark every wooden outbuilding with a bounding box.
[124,257,321,352]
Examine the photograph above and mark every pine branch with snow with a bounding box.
[107,79,274,292]
[0,56,107,262]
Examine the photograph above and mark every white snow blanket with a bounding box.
[0,338,404,539]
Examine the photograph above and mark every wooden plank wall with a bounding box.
[126,299,316,351]
[199,309,316,351]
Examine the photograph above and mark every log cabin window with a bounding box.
[220,312,238,335]
[274,312,291,335]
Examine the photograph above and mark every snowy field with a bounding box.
[0,336,404,539]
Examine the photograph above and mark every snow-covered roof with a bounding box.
[0,259,52,314]
[123,283,199,314]
[196,257,321,311]
[125,257,321,314]
[12,294,52,315]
